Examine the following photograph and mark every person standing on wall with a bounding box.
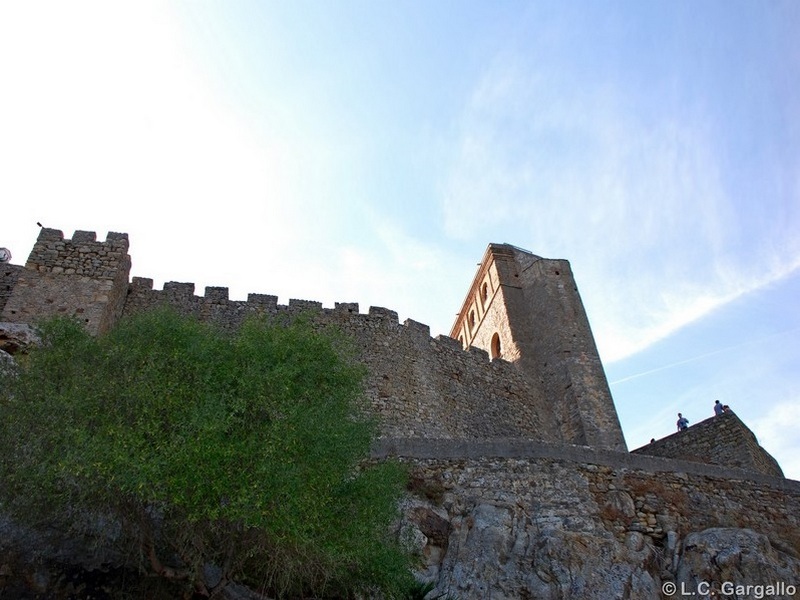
[714,400,724,416]
[677,413,689,431]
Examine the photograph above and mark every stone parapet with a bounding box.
[1,230,131,335]
[373,437,797,489]
[631,411,783,478]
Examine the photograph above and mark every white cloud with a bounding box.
[441,49,800,363]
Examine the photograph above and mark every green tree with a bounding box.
[0,309,411,598]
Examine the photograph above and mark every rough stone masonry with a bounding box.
[1,227,797,599]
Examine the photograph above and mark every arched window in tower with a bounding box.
[481,281,489,301]
[469,309,476,330]
[490,333,501,359]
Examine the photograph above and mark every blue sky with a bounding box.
[2,1,798,477]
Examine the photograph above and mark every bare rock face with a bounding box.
[0,348,14,373]
[402,498,662,599]
[675,528,800,598]
[399,458,800,599]
[402,500,800,599]
[399,461,664,598]
[0,322,40,355]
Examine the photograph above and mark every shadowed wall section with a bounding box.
[451,244,627,451]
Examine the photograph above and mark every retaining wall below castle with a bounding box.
[383,438,800,597]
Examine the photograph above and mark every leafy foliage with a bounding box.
[0,309,412,597]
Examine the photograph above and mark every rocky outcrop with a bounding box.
[0,322,40,356]
[401,461,663,598]
[675,528,800,598]
[398,453,800,599]
[3,448,799,598]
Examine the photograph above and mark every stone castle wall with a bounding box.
[123,277,559,441]
[632,411,784,478]
[2,228,798,598]
[0,229,787,472]
[2,231,629,452]
[0,263,22,316]
[1,229,131,335]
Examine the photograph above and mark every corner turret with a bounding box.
[1,228,131,335]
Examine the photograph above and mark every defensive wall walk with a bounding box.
[372,437,800,493]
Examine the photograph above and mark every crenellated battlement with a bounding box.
[121,273,551,441]
[2,228,131,334]
[125,276,460,355]
[126,276,477,353]
[0,227,793,598]
[0,227,785,476]
[126,276,407,328]
[25,228,130,279]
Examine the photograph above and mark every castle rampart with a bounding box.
[122,277,560,441]
[0,229,785,471]
[373,437,797,490]
[1,227,797,598]
[1,228,131,335]
[632,411,784,478]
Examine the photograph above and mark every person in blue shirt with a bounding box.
[714,400,724,416]
[677,413,689,431]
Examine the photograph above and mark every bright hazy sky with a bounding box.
[2,2,799,477]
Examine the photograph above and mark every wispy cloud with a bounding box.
[333,219,471,335]
[610,325,800,386]
[441,30,800,363]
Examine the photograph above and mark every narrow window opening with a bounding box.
[490,333,501,359]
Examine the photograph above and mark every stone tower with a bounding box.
[1,228,131,335]
[450,244,627,451]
